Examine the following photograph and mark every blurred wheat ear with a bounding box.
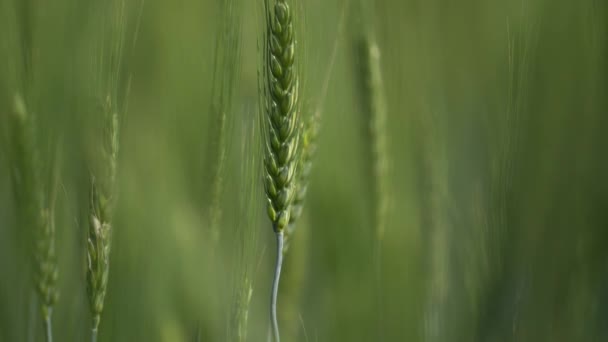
[284,114,317,252]
[359,35,389,244]
[86,97,118,342]
[260,0,301,341]
[206,0,243,246]
[6,2,61,339]
[9,93,60,342]
[84,0,140,340]
[228,116,261,342]
[354,2,390,338]
[284,0,349,255]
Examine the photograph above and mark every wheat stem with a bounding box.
[91,327,98,342]
[270,231,285,342]
[43,313,52,342]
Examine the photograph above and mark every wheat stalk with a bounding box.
[261,0,300,340]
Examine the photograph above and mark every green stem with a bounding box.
[270,231,284,342]
[92,316,99,342]
[373,237,383,340]
[44,312,53,342]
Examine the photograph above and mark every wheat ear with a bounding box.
[87,95,119,342]
[284,0,349,254]
[86,1,130,339]
[9,94,60,342]
[207,0,243,245]
[229,118,261,342]
[361,36,389,243]
[284,114,316,251]
[8,2,60,339]
[355,5,390,335]
[261,0,300,341]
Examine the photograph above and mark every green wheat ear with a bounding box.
[261,1,301,341]
[9,93,60,342]
[263,0,300,235]
[207,0,243,246]
[284,113,317,249]
[358,33,389,242]
[86,96,119,340]
[84,0,138,339]
[283,0,349,253]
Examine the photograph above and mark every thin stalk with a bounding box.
[91,313,100,342]
[373,235,384,340]
[43,312,53,342]
[270,231,284,342]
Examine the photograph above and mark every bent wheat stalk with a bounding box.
[261,0,300,341]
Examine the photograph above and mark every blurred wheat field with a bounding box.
[1,0,607,341]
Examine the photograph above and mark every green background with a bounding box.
[1,0,607,341]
